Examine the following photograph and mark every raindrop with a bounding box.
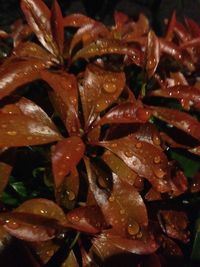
[154,168,165,178]
[6,220,19,230]
[153,156,161,164]
[127,221,140,236]
[135,142,142,149]
[7,131,17,136]
[67,190,76,201]
[124,150,134,158]
[108,195,115,202]
[153,135,161,146]
[103,82,117,93]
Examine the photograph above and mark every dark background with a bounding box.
[0,0,200,35]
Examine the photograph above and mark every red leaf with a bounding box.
[63,14,95,28]
[51,136,85,188]
[150,85,200,110]
[51,0,64,55]
[190,172,200,193]
[151,106,200,140]
[0,162,12,195]
[102,150,138,186]
[98,135,170,193]
[170,169,188,197]
[0,198,67,242]
[80,64,125,128]
[145,188,161,201]
[66,205,107,234]
[97,102,151,126]
[158,210,190,243]
[0,58,52,100]
[85,158,148,235]
[12,41,55,62]
[72,39,142,66]
[41,70,80,135]
[21,0,59,57]
[185,17,200,38]
[70,22,110,54]
[0,97,61,147]
[146,31,160,78]
[114,11,129,31]
[189,146,200,156]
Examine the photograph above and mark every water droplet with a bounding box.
[153,135,161,146]
[111,143,117,148]
[71,215,80,222]
[124,150,134,157]
[6,220,19,230]
[135,142,142,149]
[67,190,76,201]
[1,124,7,128]
[154,168,165,178]
[108,195,115,202]
[154,156,161,164]
[7,131,17,136]
[127,221,140,236]
[46,250,54,257]
[103,82,117,93]
[120,209,125,215]
[136,231,143,239]
[26,136,33,140]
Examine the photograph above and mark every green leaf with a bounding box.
[10,181,28,198]
[191,217,200,261]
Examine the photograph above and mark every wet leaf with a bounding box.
[21,0,58,56]
[63,14,95,28]
[151,106,200,141]
[73,39,142,66]
[0,57,52,100]
[51,136,85,188]
[79,64,125,127]
[146,30,160,78]
[150,85,200,110]
[51,0,64,55]
[97,102,151,126]
[158,210,190,243]
[41,70,80,135]
[66,205,107,234]
[70,22,110,55]
[0,97,61,147]
[62,250,79,267]
[98,135,170,193]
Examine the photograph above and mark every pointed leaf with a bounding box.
[51,136,85,188]
[66,205,107,234]
[21,0,58,56]
[158,210,190,243]
[63,14,95,28]
[151,106,200,140]
[0,58,52,100]
[189,146,200,156]
[146,31,160,78]
[80,64,125,127]
[0,97,61,147]
[51,0,64,54]
[150,85,200,110]
[98,135,170,192]
[73,39,142,66]
[41,70,80,135]
[97,102,151,126]
[70,22,110,54]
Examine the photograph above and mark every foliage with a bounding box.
[0,0,200,266]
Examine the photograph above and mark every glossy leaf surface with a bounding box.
[0,97,61,147]
[63,14,95,28]
[21,0,58,56]
[41,70,80,135]
[51,136,85,188]
[99,135,170,192]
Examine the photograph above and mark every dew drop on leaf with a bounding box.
[127,221,140,236]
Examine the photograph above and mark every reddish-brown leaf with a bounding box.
[0,58,52,100]
[21,0,58,56]
[190,172,200,193]
[146,31,160,78]
[85,157,148,235]
[151,106,200,140]
[170,169,188,197]
[0,162,12,195]
[102,150,138,186]
[114,11,129,31]
[12,42,55,62]
[0,199,67,242]
[72,39,142,66]
[80,64,125,128]
[70,22,110,54]
[189,146,200,156]
[98,135,170,192]
[62,251,79,267]
[150,85,200,110]
[51,136,85,188]
[97,102,151,126]
[41,70,80,135]
[158,210,190,243]
[66,205,107,234]
[0,97,61,147]
[51,0,64,55]
[63,14,95,28]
